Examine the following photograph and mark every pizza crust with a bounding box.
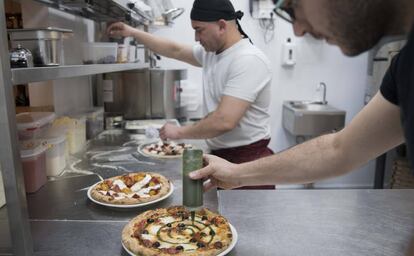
[122,206,233,256]
[90,172,171,205]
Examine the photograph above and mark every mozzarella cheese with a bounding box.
[136,185,161,198]
[131,174,152,192]
[159,216,176,224]
[113,179,127,190]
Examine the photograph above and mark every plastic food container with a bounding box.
[16,112,56,140]
[41,128,67,177]
[53,116,86,154]
[20,140,47,193]
[83,108,104,139]
[82,42,118,64]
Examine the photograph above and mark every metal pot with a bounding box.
[8,27,73,67]
[10,44,34,68]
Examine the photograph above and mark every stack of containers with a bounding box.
[40,127,67,177]
[16,112,56,140]
[20,140,48,193]
[53,115,86,154]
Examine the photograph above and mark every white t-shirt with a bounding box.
[192,39,272,150]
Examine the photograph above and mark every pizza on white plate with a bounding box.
[122,206,233,256]
[90,172,171,205]
[142,141,193,158]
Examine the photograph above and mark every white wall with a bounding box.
[153,0,376,189]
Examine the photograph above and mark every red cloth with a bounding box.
[211,139,275,190]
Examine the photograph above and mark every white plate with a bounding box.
[122,224,238,256]
[87,181,174,208]
[137,142,184,159]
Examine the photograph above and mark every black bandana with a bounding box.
[191,0,252,43]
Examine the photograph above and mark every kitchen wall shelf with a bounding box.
[11,63,149,85]
[34,0,152,26]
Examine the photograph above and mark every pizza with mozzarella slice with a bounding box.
[90,172,171,205]
[122,206,233,256]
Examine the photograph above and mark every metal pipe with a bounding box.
[0,0,34,254]
[319,82,327,105]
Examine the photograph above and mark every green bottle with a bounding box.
[182,149,203,211]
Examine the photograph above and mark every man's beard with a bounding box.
[327,0,394,56]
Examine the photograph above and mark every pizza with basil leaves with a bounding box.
[122,206,233,255]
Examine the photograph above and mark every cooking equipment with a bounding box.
[104,68,187,120]
[9,44,34,68]
[150,68,187,119]
[8,27,73,66]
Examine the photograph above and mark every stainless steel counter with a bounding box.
[3,129,414,255]
[219,189,414,256]
[0,130,217,255]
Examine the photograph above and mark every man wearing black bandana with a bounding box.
[108,0,275,189]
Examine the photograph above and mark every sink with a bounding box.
[282,101,346,136]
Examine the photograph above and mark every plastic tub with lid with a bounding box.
[41,127,67,177]
[20,140,47,193]
[83,108,104,139]
[16,112,56,140]
[53,116,86,154]
[82,42,118,64]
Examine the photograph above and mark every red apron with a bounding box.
[211,139,275,190]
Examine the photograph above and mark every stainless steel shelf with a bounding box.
[34,0,153,26]
[11,63,149,85]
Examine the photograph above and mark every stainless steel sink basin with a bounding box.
[283,101,346,136]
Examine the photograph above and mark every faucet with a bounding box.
[317,82,328,105]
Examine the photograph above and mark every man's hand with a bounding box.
[189,154,242,191]
[107,22,135,38]
[159,123,182,140]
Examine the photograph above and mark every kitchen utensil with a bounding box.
[10,44,34,68]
